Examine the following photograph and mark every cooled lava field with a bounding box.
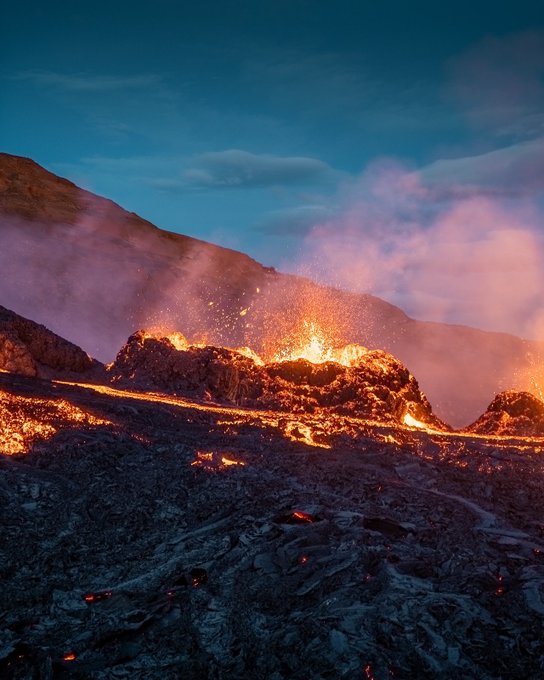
[2,357,544,678]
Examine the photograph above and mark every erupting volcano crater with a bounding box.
[108,328,446,431]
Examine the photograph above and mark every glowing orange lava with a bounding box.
[191,450,246,470]
[270,320,367,367]
[0,390,111,455]
[402,412,443,434]
[230,346,264,365]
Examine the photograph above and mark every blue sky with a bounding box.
[2,1,544,334]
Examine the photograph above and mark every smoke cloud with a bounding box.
[291,160,544,340]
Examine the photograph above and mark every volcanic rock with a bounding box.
[2,369,544,678]
[109,331,445,427]
[466,390,544,436]
[0,305,97,378]
[109,330,263,403]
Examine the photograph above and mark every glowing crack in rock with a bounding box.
[284,421,332,449]
[191,450,246,470]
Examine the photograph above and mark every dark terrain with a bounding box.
[1,321,544,678]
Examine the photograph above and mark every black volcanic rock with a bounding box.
[2,369,544,678]
[0,305,98,378]
[467,390,544,436]
[109,331,445,427]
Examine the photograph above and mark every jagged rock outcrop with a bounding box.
[261,351,443,426]
[109,330,445,428]
[466,390,544,437]
[110,330,262,403]
[0,305,96,377]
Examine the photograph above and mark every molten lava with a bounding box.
[191,450,246,470]
[83,591,112,603]
[403,413,428,430]
[0,389,111,455]
[271,320,367,367]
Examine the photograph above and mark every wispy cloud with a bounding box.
[13,70,164,92]
[255,204,334,235]
[419,137,544,198]
[151,149,344,190]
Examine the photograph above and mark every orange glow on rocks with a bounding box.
[0,389,111,455]
[403,412,429,430]
[83,590,112,603]
[277,510,321,524]
[191,450,246,470]
[221,455,245,466]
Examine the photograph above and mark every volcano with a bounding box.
[1,152,543,427]
[1,310,544,678]
[467,390,544,437]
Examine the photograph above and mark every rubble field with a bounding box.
[1,370,544,679]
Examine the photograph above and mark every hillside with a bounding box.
[0,152,541,426]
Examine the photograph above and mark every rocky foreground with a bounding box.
[1,368,544,679]
[2,310,544,678]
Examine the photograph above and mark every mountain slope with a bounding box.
[0,152,541,426]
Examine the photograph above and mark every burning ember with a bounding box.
[277,510,321,524]
[83,590,112,604]
[191,450,246,470]
[190,567,208,587]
